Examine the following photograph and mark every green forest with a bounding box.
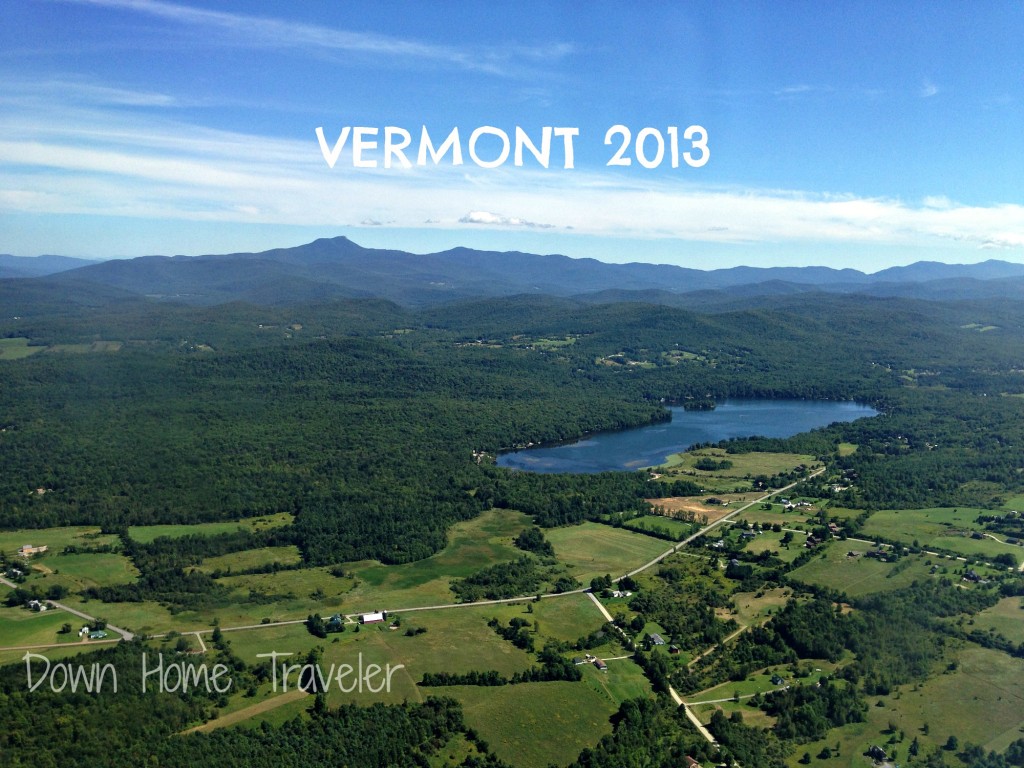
[2,288,1024,768]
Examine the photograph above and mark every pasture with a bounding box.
[341,508,533,610]
[788,543,937,597]
[545,523,670,583]
[0,526,119,557]
[0,337,43,359]
[127,513,293,543]
[861,507,1023,563]
[790,645,1024,766]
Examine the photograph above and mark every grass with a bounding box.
[1001,495,1024,512]
[970,596,1024,639]
[861,507,1023,563]
[0,526,119,558]
[194,545,302,574]
[432,679,622,768]
[46,341,123,354]
[0,639,118,666]
[0,337,44,359]
[738,530,809,564]
[23,552,139,592]
[788,542,937,597]
[341,508,533,610]
[789,645,1024,766]
[127,513,293,543]
[656,449,819,494]
[0,605,87,647]
[729,587,796,627]
[622,514,699,539]
[545,523,670,583]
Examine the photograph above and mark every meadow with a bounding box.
[127,513,294,543]
[788,542,939,598]
[789,645,1024,766]
[860,507,1023,564]
[545,523,670,583]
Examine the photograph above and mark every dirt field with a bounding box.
[645,497,744,525]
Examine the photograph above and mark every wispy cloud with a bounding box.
[459,211,556,229]
[1,94,1022,257]
[63,0,572,75]
[920,79,939,98]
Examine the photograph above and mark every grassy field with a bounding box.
[971,596,1024,640]
[655,449,819,494]
[729,587,796,627]
[433,678,622,768]
[1001,495,1024,512]
[622,514,699,540]
[340,508,533,610]
[861,507,1023,563]
[25,552,139,592]
[790,645,1024,766]
[127,513,293,543]
[0,526,119,557]
[194,545,303,574]
[0,337,44,359]
[738,529,809,563]
[0,636,118,666]
[546,523,670,583]
[788,542,938,597]
[0,604,89,647]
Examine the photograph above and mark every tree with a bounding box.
[944,735,958,752]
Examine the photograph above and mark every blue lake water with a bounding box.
[497,399,877,474]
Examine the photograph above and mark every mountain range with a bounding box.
[3,236,1024,309]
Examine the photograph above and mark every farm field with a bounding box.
[194,545,303,574]
[736,529,808,563]
[0,604,89,647]
[860,507,1024,562]
[435,678,626,768]
[127,513,294,543]
[545,523,671,583]
[788,542,938,597]
[970,596,1024,640]
[657,449,819,488]
[341,508,534,610]
[18,552,139,596]
[0,526,119,556]
[0,337,43,359]
[728,587,795,627]
[622,514,699,540]
[790,645,1024,766]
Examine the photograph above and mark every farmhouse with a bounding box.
[647,632,666,647]
[593,659,608,671]
[18,544,47,557]
[359,611,386,624]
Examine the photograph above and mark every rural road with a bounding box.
[0,574,134,641]
[2,467,823,650]
[623,468,826,580]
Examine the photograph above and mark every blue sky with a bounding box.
[1,0,1022,270]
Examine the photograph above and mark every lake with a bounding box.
[496,399,877,474]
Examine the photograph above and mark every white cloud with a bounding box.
[459,211,556,229]
[1,96,1022,259]
[64,0,572,75]
[920,79,939,98]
